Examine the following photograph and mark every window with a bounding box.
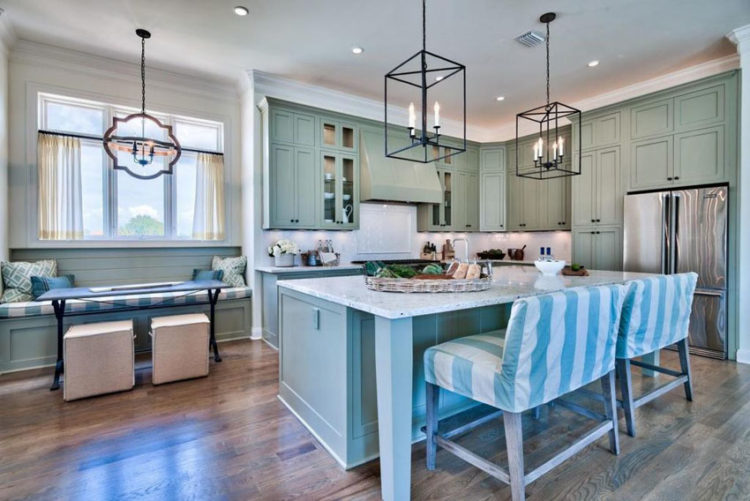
[38,93,225,241]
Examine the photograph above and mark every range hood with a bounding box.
[359,128,442,204]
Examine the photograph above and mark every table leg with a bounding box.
[50,300,65,391]
[374,316,414,501]
[209,289,222,362]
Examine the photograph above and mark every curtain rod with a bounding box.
[37,129,224,156]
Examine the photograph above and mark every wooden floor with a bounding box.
[1,339,749,501]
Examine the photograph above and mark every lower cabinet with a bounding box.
[572,226,622,270]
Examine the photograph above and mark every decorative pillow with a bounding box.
[31,275,75,300]
[1,260,57,303]
[211,256,246,287]
[192,269,224,282]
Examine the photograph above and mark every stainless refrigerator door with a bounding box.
[623,191,670,274]
[687,288,727,359]
[673,186,728,289]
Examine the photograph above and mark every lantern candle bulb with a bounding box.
[408,102,416,137]
[434,101,440,128]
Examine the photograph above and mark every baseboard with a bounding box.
[251,326,263,341]
[262,337,279,350]
[736,349,750,364]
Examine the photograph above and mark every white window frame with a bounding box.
[37,93,225,243]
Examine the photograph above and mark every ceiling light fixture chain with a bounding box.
[422,0,426,53]
[141,34,146,115]
[545,19,550,106]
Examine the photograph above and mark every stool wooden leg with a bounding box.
[601,370,620,455]
[677,338,693,401]
[618,358,636,437]
[503,411,525,501]
[425,382,439,470]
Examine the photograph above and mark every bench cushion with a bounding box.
[0,286,252,319]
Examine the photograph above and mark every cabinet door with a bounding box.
[593,228,622,271]
[572,230,594,268]
[674,126,725,185]
[544,176,568,230]
[295,148,317,227]
[320,152,338,228]
[270,109,294,144]
[631,98,674,139]
[480,171,506,231]
[572,151,596,226]
[442,171,453,228]
[506,172,523,230]
[338,155,358,229]
[320,118,357,152]
[521,177,541,230]
[464,172,479,231]
[630,135,673,190]
[596,147,622,225]
[269,144,298,227]
[452,172,466,230]
[294,113,316,146]
[480,148,505,172]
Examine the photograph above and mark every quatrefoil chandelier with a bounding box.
[516,13,581,180]
[103,29,181,180]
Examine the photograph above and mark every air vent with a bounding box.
[515,31,545,48]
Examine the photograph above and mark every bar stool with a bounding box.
[616,272,698,437]
[424,284,627,501]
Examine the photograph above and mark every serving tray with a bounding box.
[364,275,492,293]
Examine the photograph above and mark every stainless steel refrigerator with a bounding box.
[623,185,728,359]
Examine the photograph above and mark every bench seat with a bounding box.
[0,287,252,319]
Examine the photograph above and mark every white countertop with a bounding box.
[277,266,654,319]
[256,263,363,274]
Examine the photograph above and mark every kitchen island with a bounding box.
[277,266,653,501]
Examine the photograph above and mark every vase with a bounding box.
[274,253,294,267]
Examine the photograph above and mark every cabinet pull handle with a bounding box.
[591,219,595,223]
[667,177,673,181]
[312,308,320,330]
[674,176,680,180]
[466,224,471,228]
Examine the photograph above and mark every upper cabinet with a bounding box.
[479,146,506,232]
[270,108,316,146]
[580,112,621,150]
[319,117,358,152]
[573,146,622,227]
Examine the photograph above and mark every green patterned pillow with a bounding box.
[1,260,58,303]
[211,256,246,287]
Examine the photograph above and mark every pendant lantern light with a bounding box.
[103,29,182,180]
[516,13,581,180]
[384,0,466,163]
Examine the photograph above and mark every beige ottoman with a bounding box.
[63,320,135,401]
[150,313,210,385]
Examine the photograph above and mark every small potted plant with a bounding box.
[268,239,299,267]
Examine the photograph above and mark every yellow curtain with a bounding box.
[37,133,84,240]
[192,152,225,240]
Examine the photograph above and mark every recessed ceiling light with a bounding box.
[234,6,249,16]
[496,96,505,102]
[351,46,364,55]
[435,75,444,81]
[587,60,599,67]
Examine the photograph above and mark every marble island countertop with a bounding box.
[277,265,654,319]
[256,263,363,274]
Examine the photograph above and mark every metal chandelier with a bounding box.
[103,29,181,180]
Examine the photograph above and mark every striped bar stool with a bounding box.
[616,272,698,437]
[424,284,627,501]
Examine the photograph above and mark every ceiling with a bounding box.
[1,0,747,129]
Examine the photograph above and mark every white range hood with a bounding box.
[359,128,442,204]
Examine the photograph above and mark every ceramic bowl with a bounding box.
[534,259,565,276]
[324,192,335,200]
[343,194,352,201]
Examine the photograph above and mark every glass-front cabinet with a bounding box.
[320,151,359,229]
[319,118,358,152]
[428,169,452,229]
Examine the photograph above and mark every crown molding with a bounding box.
[251,70,493,142]
[488,54,740,142]
[10,39,239,101]
[0,12,17,56]
[727,24,750,49]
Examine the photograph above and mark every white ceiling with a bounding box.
[1,0,748,129]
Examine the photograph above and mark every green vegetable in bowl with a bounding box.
[375,267,398,278]
[421,264,444,275]
[571,263,583,272]
[386,264,418,278]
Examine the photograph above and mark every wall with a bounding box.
[7,40,242,249]
[0,22,10,268]
[258,202,571,267]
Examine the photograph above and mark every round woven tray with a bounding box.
[364,275,492,293]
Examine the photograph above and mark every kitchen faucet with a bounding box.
[453,238,470,262]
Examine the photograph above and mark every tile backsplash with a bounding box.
[260,203,571,266]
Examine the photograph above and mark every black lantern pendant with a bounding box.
[516,13,581,180]
[103,29,181,180]
[384,0,466,163]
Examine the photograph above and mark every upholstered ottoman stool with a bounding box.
[63,320,135,401]
[150,313,210,385]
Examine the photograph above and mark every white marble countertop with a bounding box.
[256,263,363,274]
[277,266,655,319]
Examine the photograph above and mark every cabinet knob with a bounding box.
[466,224,471,228]
[591,219,595,223]
[674,176,680,180]
[667,177,673,181]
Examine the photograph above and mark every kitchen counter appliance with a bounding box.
[623,185,728,359]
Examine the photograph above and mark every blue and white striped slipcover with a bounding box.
[424,284,627,413]
[616,273,698,359]
[0,287,252,319]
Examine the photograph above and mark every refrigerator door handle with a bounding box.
[694,288,724,297]
[661,193,670,275]
[671,193,680,275]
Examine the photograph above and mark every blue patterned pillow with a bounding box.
[1,260,57,303]
[192,269,224,281]
[211,256,246,287]
[30,275,75,300]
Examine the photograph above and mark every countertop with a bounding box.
[256,263,363,274]
[277,266,654,319]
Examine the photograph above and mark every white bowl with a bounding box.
[343,194,352,201]
[324,192,335,200]
[534,259,565,276]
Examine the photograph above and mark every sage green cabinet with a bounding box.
[543,176,570,230]
[270,108,316,146]
[572,227,622,271]
[630,135,673,189]
[319,117,358,152]
[507,173,541,230]
[418,168,479,231]
[456,171,479,231]
[674,125,725,185]
[479,171,506,231]
[320,151,359,229]
[573,146,622,226]
[480,147,505,171]
[580,112,621,150]
[268,144,317,228]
